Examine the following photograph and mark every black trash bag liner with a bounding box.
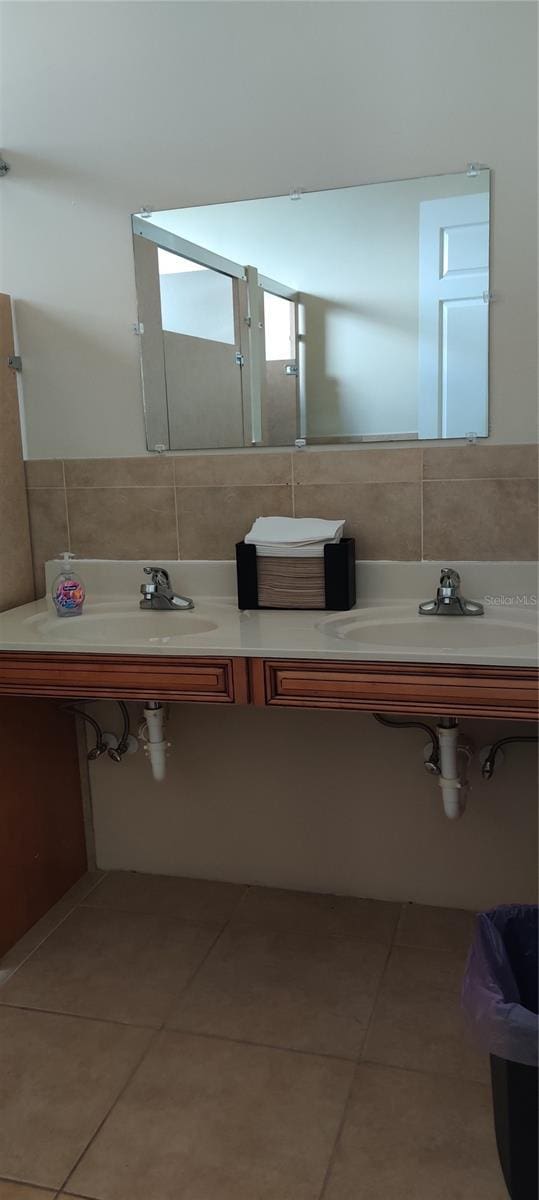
[461,905,538,1067]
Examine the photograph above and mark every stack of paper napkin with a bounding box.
[244,517,345,558]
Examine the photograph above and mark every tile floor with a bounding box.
[0,871,507,1200]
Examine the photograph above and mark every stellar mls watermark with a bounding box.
[484,594,537,607]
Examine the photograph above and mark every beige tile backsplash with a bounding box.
[26,486,69,596]
[66,486,178,561]
[63,455,174,489]
[423,443,539,480]
[174,451,292,487]
[24,459,65,488]
[293,446,421,485]
[295,481,421,560]
[25,444,538,595]
[423,478,539,561]
[177,483,293,560]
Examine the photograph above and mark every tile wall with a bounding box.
[25,444,538,596]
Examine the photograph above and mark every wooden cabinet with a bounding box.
[0,699,87,958]
[0,650,536,958]
[249,658,539,721]
[0,653,250,705]
[0,651,536,719]
[0,654,250,958]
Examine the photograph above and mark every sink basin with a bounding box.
[23,607,219,646]
[318,606,538,655]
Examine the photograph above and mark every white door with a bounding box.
[418,192,489,439]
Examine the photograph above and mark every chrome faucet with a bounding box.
[139,567,194,611]
[419,568,484,617]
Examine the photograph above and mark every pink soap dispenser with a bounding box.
[51,552,85,617]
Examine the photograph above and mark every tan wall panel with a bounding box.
[88,702,538,911]
[0,295,34,612]
[164,331,244,450]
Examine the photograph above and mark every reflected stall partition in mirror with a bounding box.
[131,167,490,452]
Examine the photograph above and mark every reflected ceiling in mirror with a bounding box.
[132,168,490,451]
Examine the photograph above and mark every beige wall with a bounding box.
[1,2,537,457]
[25,444,538,595]
[3,3,537,912]
[89,703,538,911]
[0,295,34,611]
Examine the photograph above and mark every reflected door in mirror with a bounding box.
[132,168,490,450]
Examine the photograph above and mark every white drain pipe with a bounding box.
[141,701,168,782]
[437,718,465,820]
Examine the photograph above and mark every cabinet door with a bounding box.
[0,699,86,957]
[250,658,539,720]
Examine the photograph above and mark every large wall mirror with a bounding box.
[132,167,490,451]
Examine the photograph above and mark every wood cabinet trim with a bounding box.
[252,657,539,721]
[0,652,250,704]
[0,650,536,719]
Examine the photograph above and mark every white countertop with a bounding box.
[0,560,537,667]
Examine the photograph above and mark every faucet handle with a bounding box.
[143,566,170,587]
[439,567,460,590]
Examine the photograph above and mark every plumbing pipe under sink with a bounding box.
[141,701,168,781]
[437,717,467,820]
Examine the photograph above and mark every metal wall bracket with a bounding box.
[234,351,245,366]
[7,355,21,371]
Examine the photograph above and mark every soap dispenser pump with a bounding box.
[51,553,85,617]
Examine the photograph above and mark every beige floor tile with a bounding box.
[232,886,399,943]
[0,1185,56,1199]
[363,946,488,1083]
[0,907,219,1027]
[84,870,245,925]
[395,902,476,955]
[169,926,388,1057]
[0,872,105,985]
[0,1007,151,1190]
[69,1031,353,1200]
[323,1063,506,1200]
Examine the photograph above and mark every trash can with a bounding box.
[462,905,538,1200]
